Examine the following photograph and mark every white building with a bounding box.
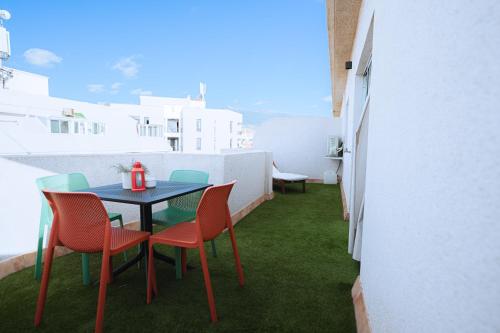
[327,0,500,332]
[0,70,242,155]
[138,95,243,153]
[0,70,170,155]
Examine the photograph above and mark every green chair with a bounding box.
[35,173,126,285]
[152,170,217,279]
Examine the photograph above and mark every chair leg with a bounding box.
[34,233,44,281]
[82,253,91,286]
[95,252,110,333]
[118,216,128,261]
[107,256,113,284]
[34,244,55,327]
[175,247,183,280]
[281,181,285,194]
[228,228,245,287]
[147,242,157,304]
[199,244,217,323]
[302,180,306,193]
[210,240,217,258]
[181,248,187,275]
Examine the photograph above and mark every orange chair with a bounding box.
[34,191,150,333]
[147,181,244,322]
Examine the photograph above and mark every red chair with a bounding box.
[147,181,244,322]
[34,191,150,333]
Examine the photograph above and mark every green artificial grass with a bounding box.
[0,184,359,332]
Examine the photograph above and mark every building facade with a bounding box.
[0,68,243,155]
[138,95,243,154]
[327,0,500,332]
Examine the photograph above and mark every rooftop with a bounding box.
[0,184,358,332]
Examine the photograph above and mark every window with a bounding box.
[168,137,179,151]
[60,121,69,133]
[74,121,79,134]
[50,120,60,133]
[230,121,233,133]
[196,119,202,132]
[167,119,179,133]
[230,138,233,148]
[144,117,150,125]
[50,119,69,134]
[196,138,202,150]
[91,122,105,135]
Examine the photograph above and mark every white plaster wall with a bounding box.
[340,0,500,332]
[253,117,341,179]
[340,0,375,213]
[222,151,272,213]
[182,107,243,154]
[4,69,49,96]
[0,151,271,260]
[0,90,171,154]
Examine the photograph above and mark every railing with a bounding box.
[137,124,164,137]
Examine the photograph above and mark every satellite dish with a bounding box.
[0,10,11,21]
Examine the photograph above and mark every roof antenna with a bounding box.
[0,9,12,89]
[199,82,207,101]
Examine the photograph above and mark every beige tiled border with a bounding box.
[0,193,274,280]
[340,180,349,221]
[352,276,372,333]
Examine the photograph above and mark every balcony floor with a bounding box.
[0,184,358,332]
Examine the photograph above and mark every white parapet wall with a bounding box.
[0,151,272,261]
[253,116,342,180]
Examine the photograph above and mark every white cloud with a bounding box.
[112,56,140,78]
[23,48,62,67]
[87,84,105,93]
[87,82,123,94]
[130,88,152,96]
[110,82,123,94]
[322,95,332,103]
[255,100,268,106]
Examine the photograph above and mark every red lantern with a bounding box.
[131,161,146,192]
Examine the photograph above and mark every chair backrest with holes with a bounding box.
[36,173,91,228]
[168,170,209,215]
[195,181,235,241]
[42,191,110,253]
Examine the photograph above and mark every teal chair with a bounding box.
[152,170,217,279]
[35,173,125,285]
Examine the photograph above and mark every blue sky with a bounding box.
[1,0,332,125]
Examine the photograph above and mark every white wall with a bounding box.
[4,69,49,96]
[0,151,272,260]
[0,90,171,154]
[222,151,273,213]
[253,116,341,180]
[182,107,242,154]
[339,0,500,332]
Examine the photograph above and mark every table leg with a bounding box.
[141,204,152,282]
[112,203,194,280]
[110,204,151,279]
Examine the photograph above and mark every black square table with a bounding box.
[82,180,212,278]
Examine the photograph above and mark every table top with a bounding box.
[82,180,212,205]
